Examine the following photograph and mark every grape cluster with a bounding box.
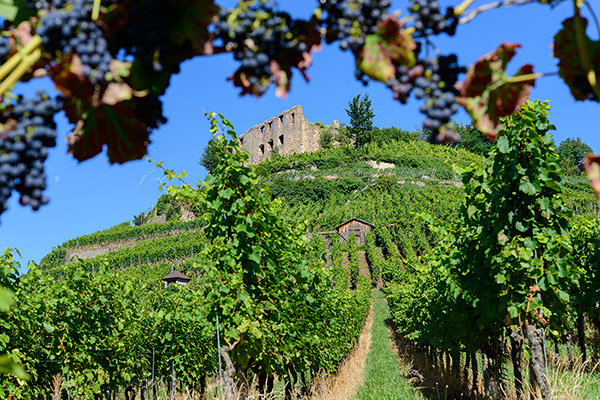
[386,54,465,141]
[114,0,170,72]
[318,0,391,51]
[417,56,464,140]
[410,0,458,37]
[0,38,10,64]
[0,91,60,216]
[35,0,112,83]
[213,7,313,91]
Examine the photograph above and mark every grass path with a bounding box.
[354,289,422,400]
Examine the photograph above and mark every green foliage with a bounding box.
[132,211,148,226]
[38,219,205,269]
[369,126,420,146]
[364,232,382,285]
[558,137,593,175]
[348,233,359,289]
[38,247,67,268]
[571,217,600,320]
[0,263,213,399]
[456,121,492,156]
[345,94,375,147]
[169,112,371,377]
[443,100,579,346]
[155,194,184,221]
[0,249,28,382]
[199,137,219,174]
[331,235,349,288]
[319,126,335,149]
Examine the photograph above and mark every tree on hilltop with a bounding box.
[558,137,593,175]
[345,94,375,148]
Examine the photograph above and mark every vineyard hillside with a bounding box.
[39,137,596,279]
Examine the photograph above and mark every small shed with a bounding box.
[334,218,375,246]
[162,270,191,288]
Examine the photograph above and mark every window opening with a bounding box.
[279,135,284,145]
[268,140,274,150]
[279,115,284,127]
[259,144,264,155]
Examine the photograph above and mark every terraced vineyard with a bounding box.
[3,116,599,399]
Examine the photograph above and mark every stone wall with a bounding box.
[238,105,321,164]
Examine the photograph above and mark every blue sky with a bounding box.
[2,0,599,271]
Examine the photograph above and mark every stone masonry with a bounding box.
[238,105,321,164]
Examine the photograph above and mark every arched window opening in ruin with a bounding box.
[260,126,264,136]
[269,121,273,132]
[259,144,264,155]
[240,137,244,146]
[279,115,284,127]
[291,113,295,123]
[279,135,284,145]
[268,139,273,150]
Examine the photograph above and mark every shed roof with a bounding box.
[162,270,191,282]
[333,217,375,230]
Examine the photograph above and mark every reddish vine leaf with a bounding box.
[67,100,150,164]
[584,154,600,216]
[553,17,600,101]
[169,0,219,55]
[457,43,535,141]
[357,15,416,82]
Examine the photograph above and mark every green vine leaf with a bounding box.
[0,0,34,24]
[457,42,535,141]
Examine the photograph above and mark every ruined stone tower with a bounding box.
[238,105,320,164]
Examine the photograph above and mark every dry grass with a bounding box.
[310,305,374,400]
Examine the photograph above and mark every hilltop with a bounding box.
[38,136,596,276]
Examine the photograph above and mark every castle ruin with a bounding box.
[238,105,321,164]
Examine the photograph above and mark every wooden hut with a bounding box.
[333,218,375,246]
[162,270,191,288]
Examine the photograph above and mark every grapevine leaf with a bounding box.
[67,101,151,164]
[0,0,18,20]
[0,0,33,24]
[358,16,416,82]
[169,0,219,55]
[0,287,13,312]
[553,17,600,101]
[457,43,535,141]
[0,355,28,380]
[584,154,600,213]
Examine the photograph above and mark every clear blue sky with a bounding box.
[2,1,599,272]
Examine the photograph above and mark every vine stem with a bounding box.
[458,0,535,24]
[504,72,549,84]
[488,72,546,92]
[0,35,42,83]
[454,0,476,17]
[0,48,42,97]
[92,0,101,21]
[573,0,600,101]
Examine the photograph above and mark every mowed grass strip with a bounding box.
[354,289,422,400]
